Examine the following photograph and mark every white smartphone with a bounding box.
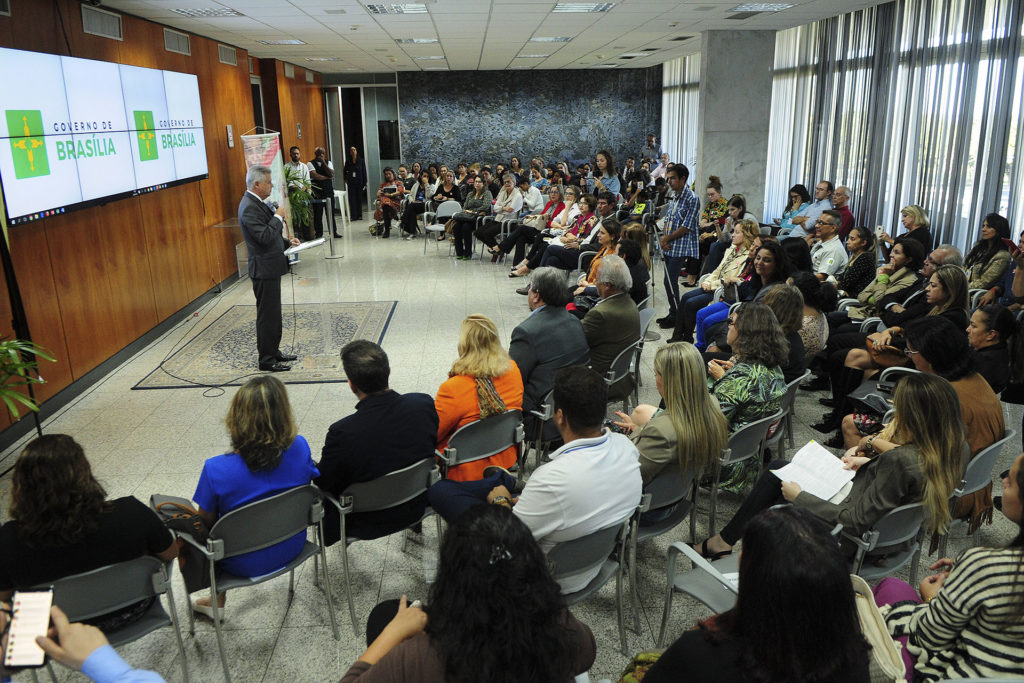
[3,590,53,669]
[875,224,885,237]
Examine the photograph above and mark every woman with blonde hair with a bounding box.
[435,315,524,481]
[613,343,728,486]
[879,204,933,260]
[694,372,964,560]
[191,375,319,616]
[670,218,760,344]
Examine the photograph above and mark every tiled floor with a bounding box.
[2,220,1020,682]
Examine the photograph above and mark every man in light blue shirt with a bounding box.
[787,180,834,239]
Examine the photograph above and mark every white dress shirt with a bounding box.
[514,429,642,593]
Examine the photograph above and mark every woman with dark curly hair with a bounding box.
[0,434,177,625]
[190,375,319,617]
[646,506,870,682]
[340,504,596,682]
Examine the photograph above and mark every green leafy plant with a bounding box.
[0,338,55,418]
[284,166,314,228]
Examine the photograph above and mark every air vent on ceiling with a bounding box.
[284,63,295,79]
[171,7,242,18]
[617,55,636,59]
[0,0,10,17]
[81,5,123,41]
[640,48,659,52]
[670,35,694,41]
[164,28,191,55]
[324,8,347,14]
[726,12,761,19]
[365,3,428,14]
[305,70,314,83]
[218,44,237,66]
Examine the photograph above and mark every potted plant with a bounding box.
[0,338,55,418]
[284,166,314,232]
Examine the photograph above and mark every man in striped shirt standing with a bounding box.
[656,163,701,329]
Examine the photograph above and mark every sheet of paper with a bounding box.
[772,440,856,501]
[284,237,325,255]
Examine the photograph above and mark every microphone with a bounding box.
[266,200,279,210]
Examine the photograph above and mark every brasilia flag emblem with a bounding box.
[134,110,158,161]
[6,110,49,179]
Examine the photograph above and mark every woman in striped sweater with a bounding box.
[876,451,1024,680]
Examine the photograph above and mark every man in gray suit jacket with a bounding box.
[510,267,589,436]
[583,255,640,401]
[239,164,300,372]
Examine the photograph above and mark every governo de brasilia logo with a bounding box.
[6,110,50,179]
[133,110,158,161]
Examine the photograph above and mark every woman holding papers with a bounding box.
[693,372,963,561]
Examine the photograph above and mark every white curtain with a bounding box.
[764,0,1024,249]
[661,54,700,169]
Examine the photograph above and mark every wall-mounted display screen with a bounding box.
[0,47,209,225]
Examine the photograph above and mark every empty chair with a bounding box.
[603,339,642,412]
[765,370,811,454]
[423,199,461,255]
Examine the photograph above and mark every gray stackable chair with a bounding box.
[178,484,338,683]
[634,308,657,389]
[547,513,635,656]
[938,429,1017,556]
[604,339,642,413]
[526,389,557,474]
[845,502,926,582]
[703,410,785,536]
[320,457,442,634]
[627,467,697,631]
[656,518,843,647]
[36,556,190,683]
[438,409,525,479]
[969,288,987,309]
[657,540,739,647]
[765,370,811,455]
[422,199,461,255]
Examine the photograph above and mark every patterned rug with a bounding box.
[133,301,397,389]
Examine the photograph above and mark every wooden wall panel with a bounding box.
[0,0,253,421]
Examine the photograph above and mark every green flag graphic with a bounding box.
[134,110,158,161]
[6,110,49,179]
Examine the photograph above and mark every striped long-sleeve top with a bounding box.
[884,546,1024,681]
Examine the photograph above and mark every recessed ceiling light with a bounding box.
[256,39,306,45]
[553,2,614,12]
[517,54,549,58]
[413,55,445,60]
[366,3,428,14]
[531,36,572,43]
[423,66,448,70]
[306,57,345,61]
[592,64,616,68]
[395,38,438,44]
[728,3,794,10]
[324,9,347,14]
[171,7,242,17]
[619,53,645,57]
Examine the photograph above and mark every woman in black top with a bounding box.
[646,506,870,683]
[0,435,177,628]
[836,226,878,297]
[968,304,1015,393]
[880,204,932,260]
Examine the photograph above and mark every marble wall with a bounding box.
[696,31,775,222]
[397,67,662,170]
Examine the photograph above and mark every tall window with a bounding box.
[661,54,700,169]
[764,0,1024,250]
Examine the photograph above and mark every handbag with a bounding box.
[444,218,457,234]
[523,213,546,229]
[150,494,213,593]
[850,574,907,682]
[866,333,910,369]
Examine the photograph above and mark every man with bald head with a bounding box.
[832,186,854,240]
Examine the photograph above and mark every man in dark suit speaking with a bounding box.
[239,164,300,372]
